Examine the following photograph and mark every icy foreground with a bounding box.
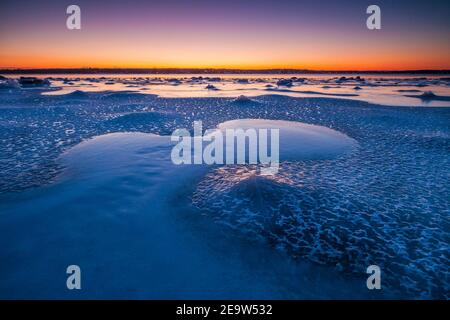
[0,86,449,299]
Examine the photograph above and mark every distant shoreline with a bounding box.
[1,68,450,75]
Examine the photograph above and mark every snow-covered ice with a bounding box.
[0,74,449,299]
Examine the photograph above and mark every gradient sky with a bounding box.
[1,0,449,70]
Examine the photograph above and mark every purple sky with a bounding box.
[1,0,449,69]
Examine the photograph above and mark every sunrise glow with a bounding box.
[1,0,449,71]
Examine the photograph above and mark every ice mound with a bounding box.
[167,78,182,85]
[18,77,50,87]
[205,84,219,90]
[231,95,259,104]
[99,91,149,100]
[106,111,180,132]
[217,119,358,161]
[406,91,450,101]
[62,90,90,99]
[0,78,20,90]
[192,168,298,239]
[276,79,294,87]
[418,91,437,99]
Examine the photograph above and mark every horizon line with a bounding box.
[1,67,450,74]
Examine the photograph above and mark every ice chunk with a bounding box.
[18,77,50,87]
[276,79,293,87]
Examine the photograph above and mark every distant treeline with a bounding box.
[1,68,450,75]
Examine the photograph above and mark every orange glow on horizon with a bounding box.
[2,40,449,71]
[2,54,450,71]
[1,25,449,71]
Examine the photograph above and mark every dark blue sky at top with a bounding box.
[1,0,449,33]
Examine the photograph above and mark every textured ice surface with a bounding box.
[0,84,449,298]
[193,163,449,298]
